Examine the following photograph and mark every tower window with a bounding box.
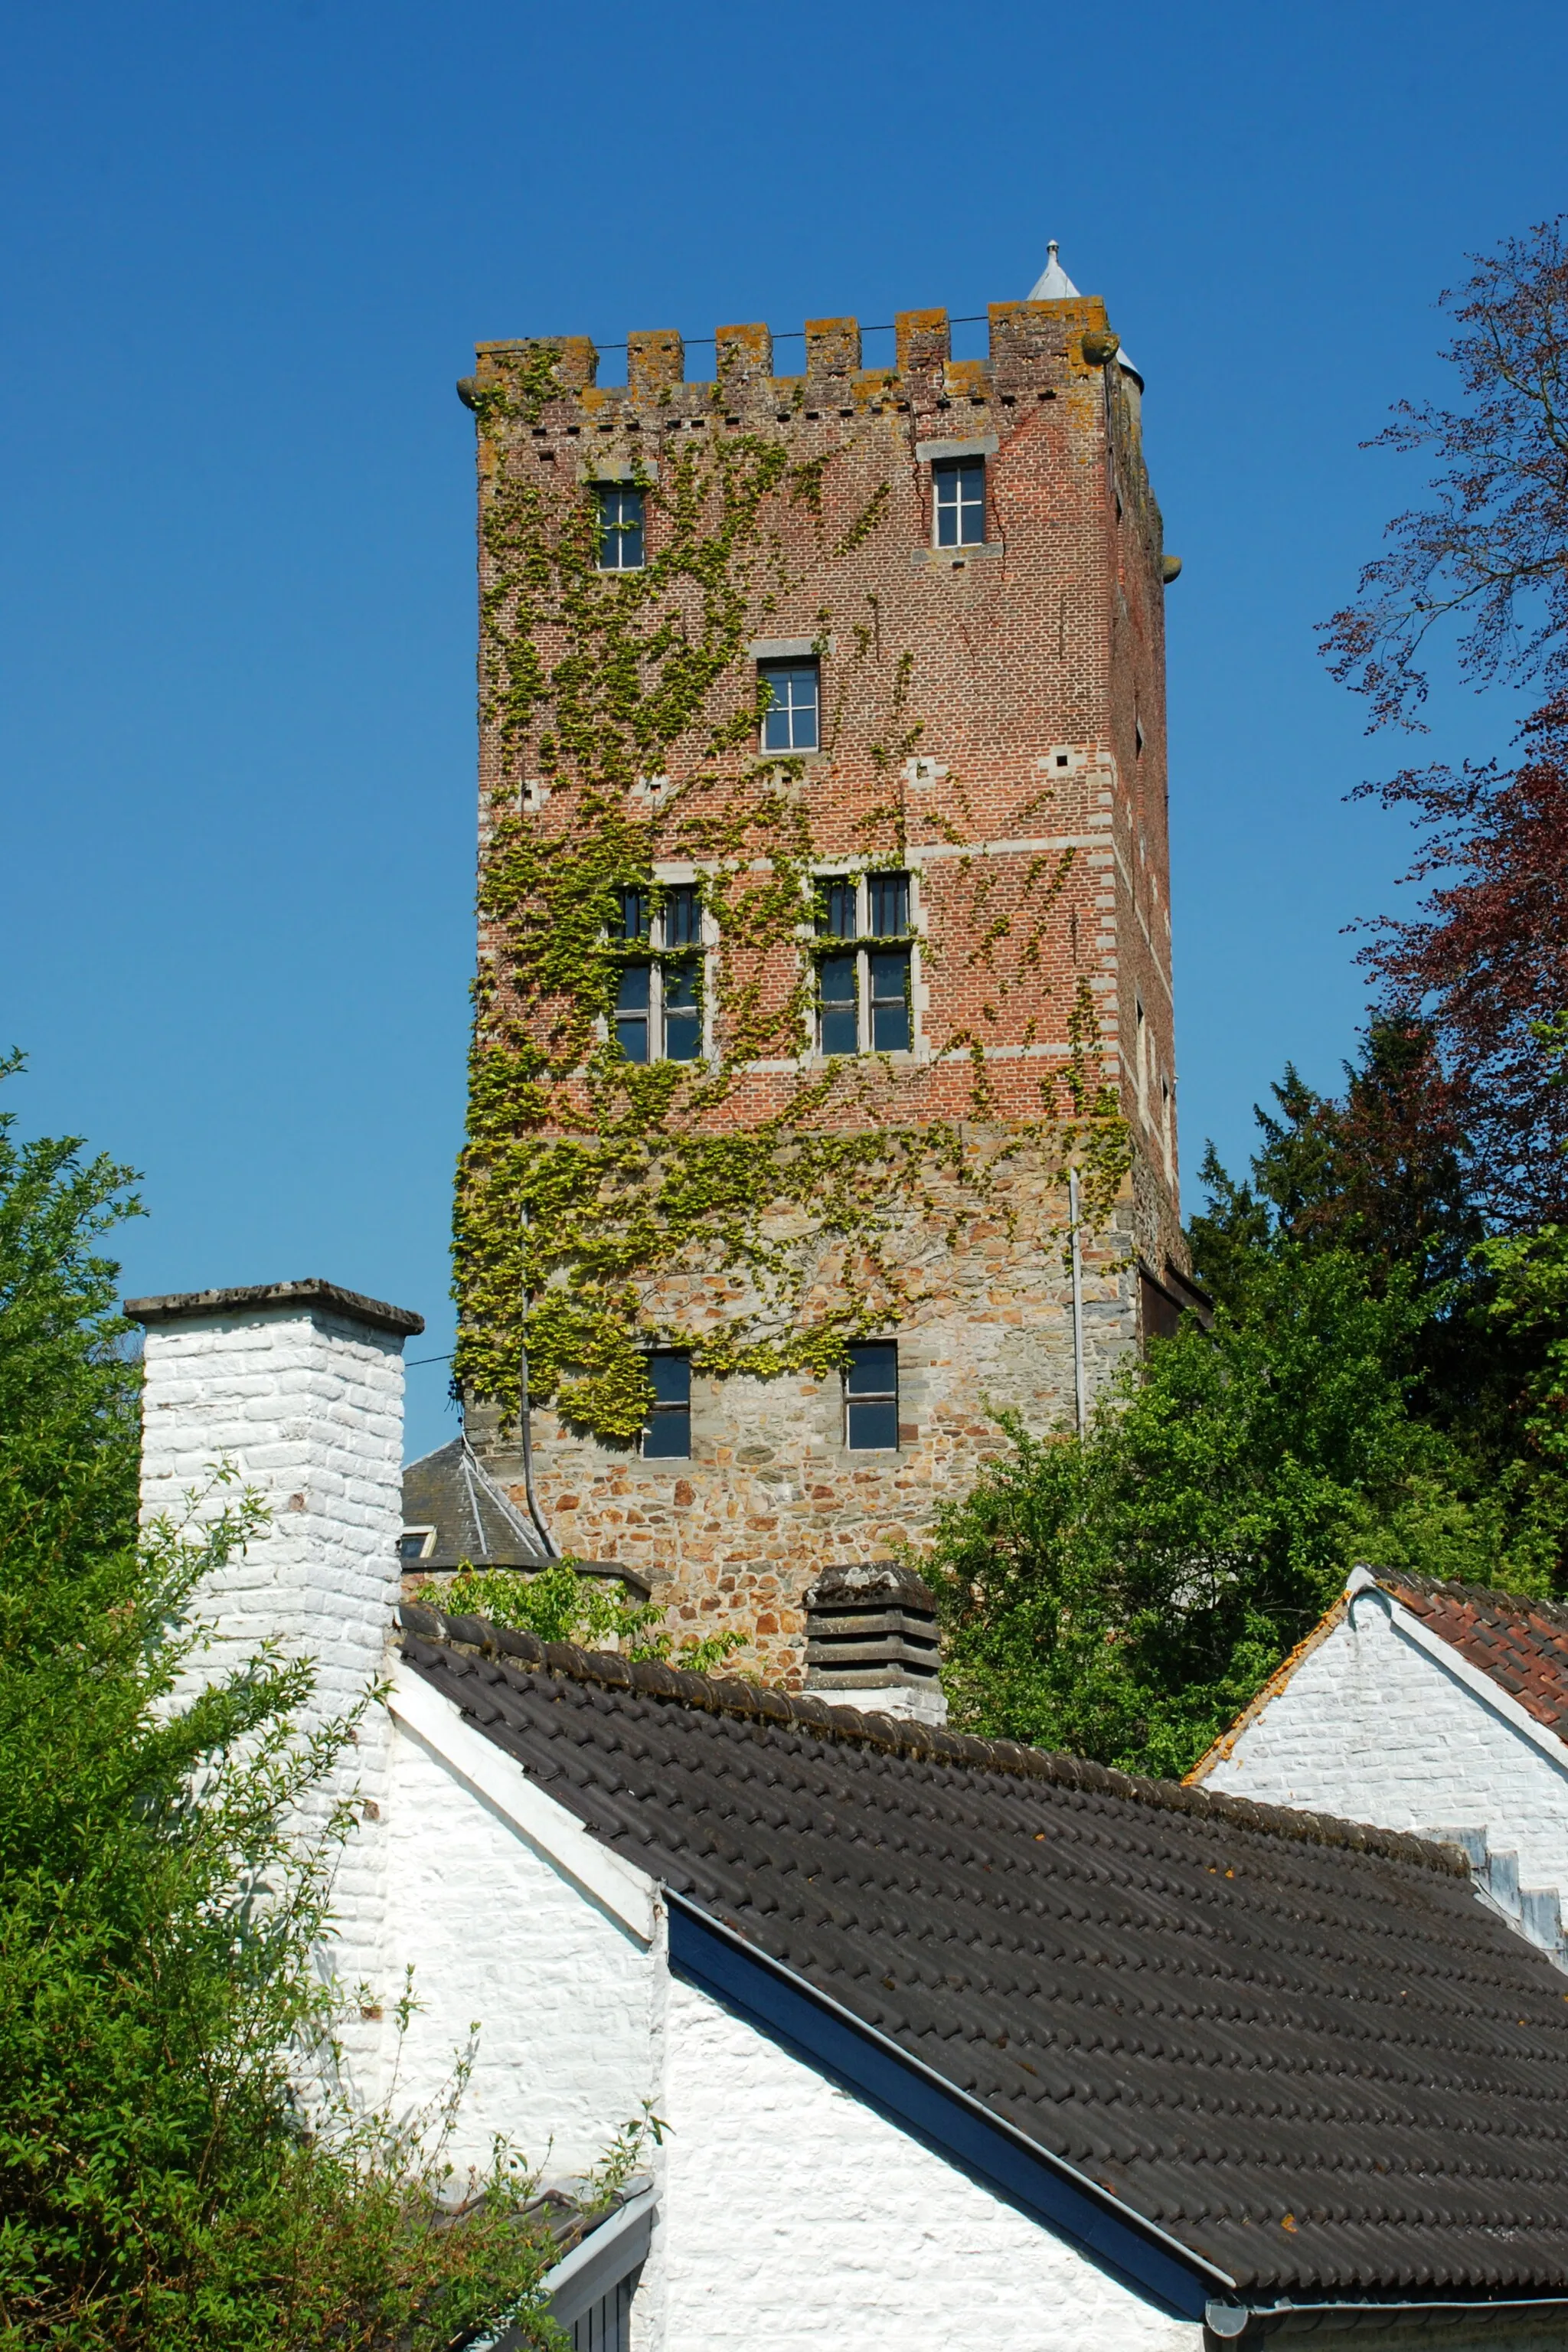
[615,961,652,1063]
[759,659,819,753]
[609,884,706,1063]
[642,1351,691,1458]
[868,950,912,1051]
[594,482,645,571]
[932,456,985,547]
[818,954,859,1056]
[813,871,913,1056]
[844,1341,899,1451]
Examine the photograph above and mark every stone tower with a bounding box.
[454,250,1191,1684]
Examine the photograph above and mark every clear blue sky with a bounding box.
[2,0,1564,1459]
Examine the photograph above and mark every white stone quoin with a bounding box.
[127,1276,424,2092]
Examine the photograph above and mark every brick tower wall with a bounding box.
[459,292,1182,1682]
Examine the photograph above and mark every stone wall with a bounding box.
[472,1148,1136,1684]
[466,287,1186,1677]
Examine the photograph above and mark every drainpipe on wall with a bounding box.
[1068,1168,1087,1436]
[516,1208,560,1558]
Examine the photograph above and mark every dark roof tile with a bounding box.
[399,1605,1568,2301]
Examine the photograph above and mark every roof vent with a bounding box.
[803,1561,946,1725]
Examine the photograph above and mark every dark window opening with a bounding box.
[818,953,859,1055]
[869,947,912,1052]
[867,870,910,938]
[815,877,858,940]
[812,871,914,1056]
[760,660,819,753]
[611,885,706,1063]
[663,962,701,1061]
[614,887,650,943]
[662,884,701,948]
[933,456,985,547]
[845,1341,898,1451]
[615,962,652,1063]
[643,1351,691,1458]
[595,482,645,571]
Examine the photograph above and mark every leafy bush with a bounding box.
[443,1557,748,1676]
[0,1060,561,2350]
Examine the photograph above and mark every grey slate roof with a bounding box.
[400,1438,553,1570]
[398,1604,1568,2308]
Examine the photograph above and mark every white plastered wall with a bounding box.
[639,1973,1197,2352]
[1200,1579,1568,1901]
[138,1299,407,2091]
[384,1665,661,2186]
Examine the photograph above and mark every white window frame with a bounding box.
[607,883,712,1065]
[757,658,821,754]
[593,480,646,573]
[930,456,986,548]
[810,870,917,1058]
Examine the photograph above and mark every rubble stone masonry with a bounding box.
[464,289,1184,1681]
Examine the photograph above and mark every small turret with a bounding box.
[1028,239,1143,389]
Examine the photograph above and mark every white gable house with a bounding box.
[1193,1565,1568,1963]
[129,1281,1568,2352]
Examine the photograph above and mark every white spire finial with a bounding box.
[1025,241,1145,383]
[1028,240,1080,301]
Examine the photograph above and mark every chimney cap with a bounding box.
[124,1278,425,1340]
[804,1558,937,1615]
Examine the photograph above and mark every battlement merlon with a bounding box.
[470,296,1124,407]
[467,292,1159,549]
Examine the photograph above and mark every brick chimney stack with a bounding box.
[126,1276,424,2086]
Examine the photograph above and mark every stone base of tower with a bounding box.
[467,1154,1184,1688]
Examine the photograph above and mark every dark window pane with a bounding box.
[615,887,650,942]
[644,1351,691,1457]
[845,1338,897,1452]
[818,952,858,1054]
[648,1351,690,1406]
[869,948,911,1051]
[596,483,645,570]
[815,878,858,939]
[664,1012,701,1060]
[616,962,651,1061]
[867,872,909,936]
[845,1341,897,1394]
[662,885,701,948]
[663,962,701,1060]
[847,1396,898,1451]
[642,1410,691,1457]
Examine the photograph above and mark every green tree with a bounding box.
[930,1243,1536,1780]
[443,1557,748,1674]
[0,1057,562,2351]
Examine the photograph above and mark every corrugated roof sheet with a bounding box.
[397,1606,1568,2304]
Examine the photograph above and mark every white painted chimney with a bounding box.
[126,1276,423,2089]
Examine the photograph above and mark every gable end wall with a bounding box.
[1200,1587,1568,1903]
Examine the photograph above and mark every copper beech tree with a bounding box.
[1323,216,1568,731]
[1321,217,1568,1230]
